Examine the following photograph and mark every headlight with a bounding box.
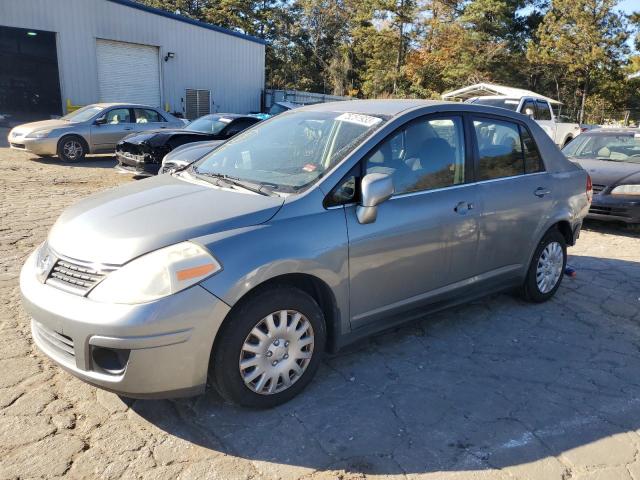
[25,130,51,139]
[611,184,640,196]
[88,242,221,304]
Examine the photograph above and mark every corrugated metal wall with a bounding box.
[0,0,265,115]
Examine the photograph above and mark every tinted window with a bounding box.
[520,126,544,173]
[473,118,524,180]
[366,116,466,194]
[521,100,536,118]
[469,98,519,111]
[536,101,552,120]
[134,108,165,124]
[225,118,258,136]
[105,108,131,124]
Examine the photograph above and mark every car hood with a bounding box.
[120,129,208,146]
[571,158,640,187]
[48,173,284,265]
[164,140,225,164]
[11,119,70,135]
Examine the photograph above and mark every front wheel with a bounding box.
[521,228,567,302]
[211,287,326,408]
[57,135,86,162]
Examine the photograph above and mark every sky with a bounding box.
[619,0,638,15]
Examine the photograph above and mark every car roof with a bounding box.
[91,103,164,109]
[296,99,453,116]
[584,128,640,135]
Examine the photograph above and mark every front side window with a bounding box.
[521,100,536,118]
[193,111,386,192]
[473,118,524,180]
[105,108,132,124]
[365,116,466,195]
[134,108,165,123]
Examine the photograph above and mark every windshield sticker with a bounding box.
[336,113,382,127]
[219,118,232,123]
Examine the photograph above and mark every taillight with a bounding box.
[586,174,593,203]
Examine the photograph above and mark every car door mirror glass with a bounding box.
[357,173,394,224]
[94,116,107,125]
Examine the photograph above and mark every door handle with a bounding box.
[534,187,551,198]
[124,127,133,131]
[454,201,474,214]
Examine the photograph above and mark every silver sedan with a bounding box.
[7,103,185,162]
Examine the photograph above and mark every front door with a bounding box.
[470,115,553,277]
[90,107,135,152]
[345,114,480,329]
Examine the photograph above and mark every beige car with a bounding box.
[8,103,185,162]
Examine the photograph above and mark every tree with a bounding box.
[527,0,629,123]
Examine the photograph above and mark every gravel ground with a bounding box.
[1,147,640,480]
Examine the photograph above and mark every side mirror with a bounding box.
[356,173,394,224]
[524,108,535,119]
[94,116,107,125]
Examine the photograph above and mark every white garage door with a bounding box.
[96,39,161,107]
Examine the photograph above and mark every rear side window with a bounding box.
[473,118,523,180]
[536,101,552,121]
[134,108,165,124]
[520,126,544,173]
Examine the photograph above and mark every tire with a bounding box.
[57,135,87,162]
[521,228,567,303]
[211,286,326,408]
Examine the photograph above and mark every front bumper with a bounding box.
[20,251,231,398]
[8,135,57,155]
[587,194,640,224]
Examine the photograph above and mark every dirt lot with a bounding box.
[1,147,640,480]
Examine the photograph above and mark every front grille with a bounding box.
[46,258,113,295]
[33,321,75,360]
[589,205,630,217]
[592,184,606,194]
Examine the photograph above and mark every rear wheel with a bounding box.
[211,287,326,408]
[57,135,86,162]
[521,228,567,302]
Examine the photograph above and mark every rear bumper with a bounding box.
[20,250,231,398]
[587,195,640,224]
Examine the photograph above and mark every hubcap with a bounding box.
[536,241,563,294]
[239,310,314,395]
[63,140,83,160]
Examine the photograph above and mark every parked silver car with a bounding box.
[8,103,185,162]
[20,100,591,407]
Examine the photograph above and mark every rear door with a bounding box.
[90,107,135,152]
[344,114,480,328]
[471,115,552,280]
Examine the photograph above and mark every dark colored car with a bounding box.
[159,139,226,174]
[563,128,640,229]
[115,113,262,176]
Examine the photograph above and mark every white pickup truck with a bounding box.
[466,96,582,147]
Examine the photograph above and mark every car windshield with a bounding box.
[186,115,232,134]
[192,110,387,192]
[468,98,520,111]
[562,133,640,163]
[61,105,105,123]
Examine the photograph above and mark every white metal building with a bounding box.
[0,0,266,119]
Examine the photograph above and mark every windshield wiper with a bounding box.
[193,169,277,196]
